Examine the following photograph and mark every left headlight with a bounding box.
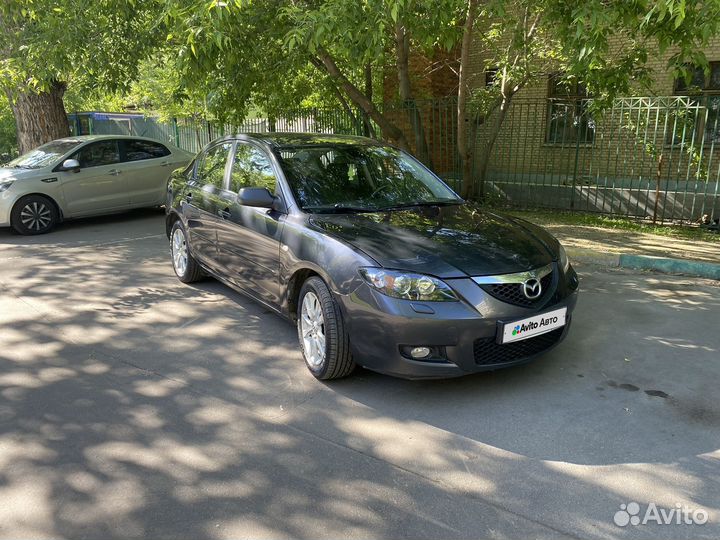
[558,243,571,273]
[0,181,14,193]
[359,267,459,302]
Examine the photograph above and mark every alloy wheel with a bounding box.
[20,202,52,232]
[171,227,188,276]
[300,291,326,368]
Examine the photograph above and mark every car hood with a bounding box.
[309,205,557,278]
[0,167,43,182]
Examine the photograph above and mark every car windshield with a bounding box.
[275,144,461,213]
[7,139,80,169]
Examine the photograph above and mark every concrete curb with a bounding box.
[618,254,720,280]
[567,247,720,280]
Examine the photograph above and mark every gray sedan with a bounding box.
[0,135,193,234]
[166,133,579,380]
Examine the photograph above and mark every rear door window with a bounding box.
[123,140,170,162]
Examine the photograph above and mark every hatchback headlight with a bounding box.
[558,243,571,273]
[0,181,14,193]
[359,268,458,302]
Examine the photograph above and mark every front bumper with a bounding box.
[0,189,13,226]
[337,266,579,379]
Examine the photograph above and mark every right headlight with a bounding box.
[359,267,458,302]
[0,181,14,193]
[558,243,571,273]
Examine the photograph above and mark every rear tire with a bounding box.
[170,220,203,283]
[11,194,58,235]
[297,276,356,380]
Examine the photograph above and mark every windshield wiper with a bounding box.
[379,200,464,212]
[304,204,380,214]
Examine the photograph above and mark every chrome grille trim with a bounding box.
[471,263,554,285]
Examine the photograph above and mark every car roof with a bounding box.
[237,132,385,148]
[53,135,172,144]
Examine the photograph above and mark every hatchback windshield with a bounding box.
[8,139,81,169]
[276,145,461,212]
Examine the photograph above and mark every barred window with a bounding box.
[546,74,595,145]
[673,62,720,144]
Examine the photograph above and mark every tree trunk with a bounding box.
[315,49,410,150]
[475,97,510,199]
[395,22,432,166]
[328,82,360,128]
[7,80,70,154]
[458,0,479,199]
[362,63,376,138]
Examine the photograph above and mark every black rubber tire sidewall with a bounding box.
[170,220,203,283]
[297,276,355,380]
[11,195,58,235]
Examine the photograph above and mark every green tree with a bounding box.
[162,0,720,201]
[456,0,720,199]
[165,0,460,160]
[0,0,164,153]
[0,95,18,160]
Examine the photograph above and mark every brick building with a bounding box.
[383,35,720,221]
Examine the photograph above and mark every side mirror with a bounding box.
[237,187,276,208]
[61,159,80,172]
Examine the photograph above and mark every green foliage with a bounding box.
[541,0,720,105]
[0,96,17,160]
[0,0,167,95]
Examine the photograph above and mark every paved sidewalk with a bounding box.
[537,223,720,265]
[1,209,719,540]
[510,216,720,278]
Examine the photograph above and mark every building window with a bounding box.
[546,74,595,144]
[485,68,498,87]
[673,62,720,144]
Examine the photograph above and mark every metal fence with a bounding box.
[479,96,720,223]
[75,95,720,223]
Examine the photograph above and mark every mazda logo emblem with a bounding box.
[522,277,542,299]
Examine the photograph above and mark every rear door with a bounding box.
[60,140,129,216]
[121,139,173,207]
[184,141,233,271]
[215,141,286,305]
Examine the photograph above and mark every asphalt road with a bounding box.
[0,209,718,540]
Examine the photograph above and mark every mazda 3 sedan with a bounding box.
[0,135,193,234]
[166,133,579,380]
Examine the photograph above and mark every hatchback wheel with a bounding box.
[11,195,58,235]
[297,277,355,380]
[170,221,203,283]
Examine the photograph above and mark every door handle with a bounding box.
[217,208,231,219]
[160,161,170,167]
[108,169,121,176]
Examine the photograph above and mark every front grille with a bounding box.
[473,327,565,366]
[481,271,553,307]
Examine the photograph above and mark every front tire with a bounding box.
[11,195,58,235]
[170,220,203,283]
[297,277,356,380]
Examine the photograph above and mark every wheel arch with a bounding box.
[287,267,321,323]
[11,191,63,221]
[12,192,64,222]
[165,210,182,238]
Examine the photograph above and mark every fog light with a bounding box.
[409,346,431,359]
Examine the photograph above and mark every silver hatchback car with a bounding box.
[0,135,193,234]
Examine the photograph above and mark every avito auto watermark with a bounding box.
[614,502,709,527]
